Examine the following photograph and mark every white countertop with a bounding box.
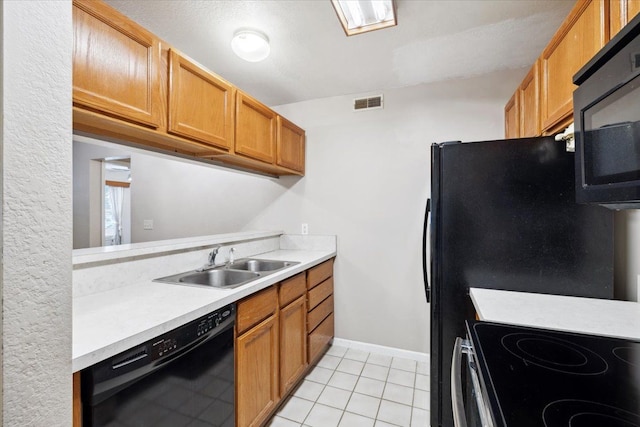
[470,287,640,341]
[73,249,335,372]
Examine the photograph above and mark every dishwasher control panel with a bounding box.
[150,303,236,361]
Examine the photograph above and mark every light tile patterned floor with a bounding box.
[267,344,430,427]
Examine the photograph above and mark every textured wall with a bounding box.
[3,1,73,424]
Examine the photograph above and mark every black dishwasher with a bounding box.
[81,304,235,427]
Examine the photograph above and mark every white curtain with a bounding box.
[107,185,124,245]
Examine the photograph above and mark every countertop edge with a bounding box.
[470,287,640,341]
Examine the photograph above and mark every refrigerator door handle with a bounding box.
[423,198,431,302]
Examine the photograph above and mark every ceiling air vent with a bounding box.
[353,95,383,111]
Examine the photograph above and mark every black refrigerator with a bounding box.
[426,137,614,427]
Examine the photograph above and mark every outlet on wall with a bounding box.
[143,219,154,230]
[301,223,309,235]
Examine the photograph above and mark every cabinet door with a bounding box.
[504,91,520,139]
[519,61,541,138]
[168,49,234,150]
[540,0,607,132]
[235,91,277,163]
[277,116,306,174]
[610,0,640,37]
[236,315,279,427]
[73,372,81,427]
[73,0,161,128]
[280,295,308,396]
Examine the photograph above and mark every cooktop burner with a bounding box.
[543,400,640,427]
[501,333,608,375]
[613,346,640,367]
[468,321,640,427]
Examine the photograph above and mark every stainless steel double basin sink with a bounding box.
[154,259,299,289]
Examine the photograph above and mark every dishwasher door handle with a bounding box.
[451,337,468,427]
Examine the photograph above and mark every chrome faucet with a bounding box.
[226,247,236,268]
[198,246,221,271]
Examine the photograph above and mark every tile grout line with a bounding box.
[271,345,429,427]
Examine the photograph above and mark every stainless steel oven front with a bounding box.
[451,336,495,427]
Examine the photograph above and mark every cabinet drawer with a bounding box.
[308,294,333,332]
[308,277,333,311]
[237,286,278,335]
[308,313,334,364]
[279,273,306,308]
[307,259,333,289]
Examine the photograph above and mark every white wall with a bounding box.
[74,137,295,247]
[74,140,130,248]
[246,70,524,352]
[128,151,291,243]
[2,1,72,425]
[615,210,640,301]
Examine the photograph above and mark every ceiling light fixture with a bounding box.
[231,30,270,62]
[331,0,397,36]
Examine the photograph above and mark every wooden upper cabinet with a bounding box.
[168,49,234,150]
[611,0,640,37]
[519,61,541,138]
[73,0,161,128]
[73,0,305,176]
[540,0,608,133]
[235,91,277,163]
[504,91,519,139]
[277,116,306,174]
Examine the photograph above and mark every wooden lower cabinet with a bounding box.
[309,313,335,364]
[236,314,280,427]
[279,295,308,396]
[73,372,82,426]
[306,259,335,365]
[235,259,335,426]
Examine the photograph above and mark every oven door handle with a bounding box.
[467,349,495,427]
[451,337,469,427]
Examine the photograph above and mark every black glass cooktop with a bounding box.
[468,321,640,427]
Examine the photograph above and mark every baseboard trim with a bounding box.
[331,338,430,363]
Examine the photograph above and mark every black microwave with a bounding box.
[573,13,640,208]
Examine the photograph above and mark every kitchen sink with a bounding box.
[226,259,298,272]
[154,258,299,289]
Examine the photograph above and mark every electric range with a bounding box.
[467,321,640,427]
